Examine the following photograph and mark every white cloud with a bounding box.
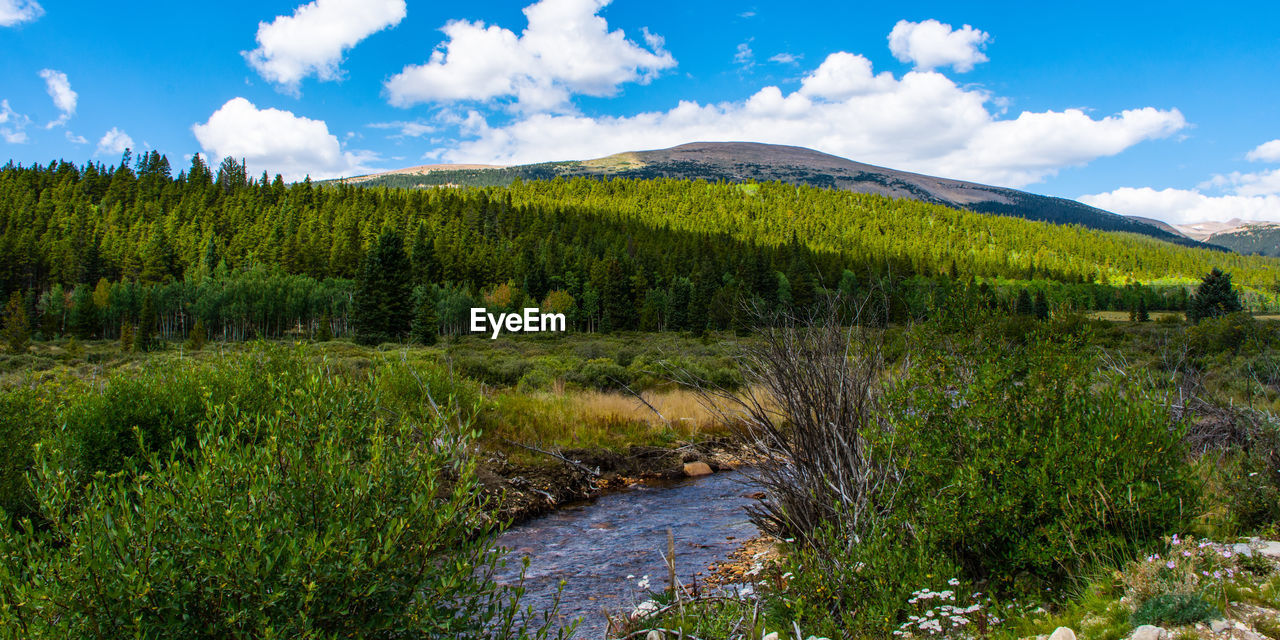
[368,120,435,138]
[768,52,801,65]
[0,0,43,27]
[1203,168,1280,198]
[0,100,31,143]
[65,130,87,144]
[888,19,990,73]
[1246,139,1280,163]
[385,0,675,111]
[1080,140,1280,224]
[734,41,754,69]
[434,51,1184,187]
[245,0,405,94]
[1079,187,1280,225]
[38,69,76,127]
[192,97,376,181]
[96,127,134,157]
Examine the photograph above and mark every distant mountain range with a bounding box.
[342,142,1213,249]
[1170,219,1280,257]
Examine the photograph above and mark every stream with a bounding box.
[496,469,760,638]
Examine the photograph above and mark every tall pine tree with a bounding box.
[353,229,413,345]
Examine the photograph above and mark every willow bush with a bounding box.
[0,347,561,639]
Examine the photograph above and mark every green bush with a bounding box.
[886,331,1197,583]
[58,351,283,479]
[0,350,559,639]
[769,519,952,637]
[1188,312,1269,355]
[568,357,630,391]
[1130,593,1220,627]
[0,388,55,523]
[516,368,555,393]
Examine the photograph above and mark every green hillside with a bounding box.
[342,142,1206,248]
[2,154,1278,342]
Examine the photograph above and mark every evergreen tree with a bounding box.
[135,291,157,351]
[786,251,816,312]
[188,318,207,351]
[1136,297,1150,323]
[1014,289,1034,316]
[119,322,135,353]
[315,311,333,342]
[410,287,439,346]
[1032,290,1049,320]
[1188,268,1243,322]
[3,291,30,353]
[69,284,97,338]
[748,250,777,305]
[353,229,413,345]
[410,224,438,284]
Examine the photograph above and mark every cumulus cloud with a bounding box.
[96,127,134,157]
[1079,187,1280,225]
[0,100,31,143]
[433,50,1184,187]
[1080,140,1280,224]
[245,0,405,94]
[385,0,675,111]
[888,19,990,72]
[65,130,87,144]
[368,120,435,139]
[192,97,376,181]
[1246,139,1280,163]
[38,69,76,127]
[0,0,43,27]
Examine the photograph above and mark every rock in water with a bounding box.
[683,461,713,477]
[1048,627,1077,640]
[1130,625,1167,640]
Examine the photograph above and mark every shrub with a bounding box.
[1130,593,1220,627]
[1187,312,1266,355]
[888,332,1197,583]
[0,352,559,639]
[516,368,554,393]
[568,357,630,391]
[0,388,56,523]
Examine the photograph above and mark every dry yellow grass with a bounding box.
[486,387,760,455]
[1088,310,1184,322]
[570,388,726,427]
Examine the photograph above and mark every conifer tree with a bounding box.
[135,291,157,351]
[315,311,333,342]
[1136,297,1150,323]
[1014,289,1034,316]
[119,323,135,353]
[3,291,30,353]
[69,285,97,338]
[187,318,207,351]
[1188,268,1242,322]
[353,229,413,345]
[410,288,439,346]
[1032,290,1049,320]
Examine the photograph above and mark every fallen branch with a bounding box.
[500,438,600,478]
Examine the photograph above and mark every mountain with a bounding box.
[1185,221,1280,257]
[344,142,1210,248]
[1125,216,1189,239]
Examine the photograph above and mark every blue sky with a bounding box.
[3,0,1279,224]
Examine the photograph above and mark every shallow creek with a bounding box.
[496,469,759,638]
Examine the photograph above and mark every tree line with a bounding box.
[1,152,1277,346]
